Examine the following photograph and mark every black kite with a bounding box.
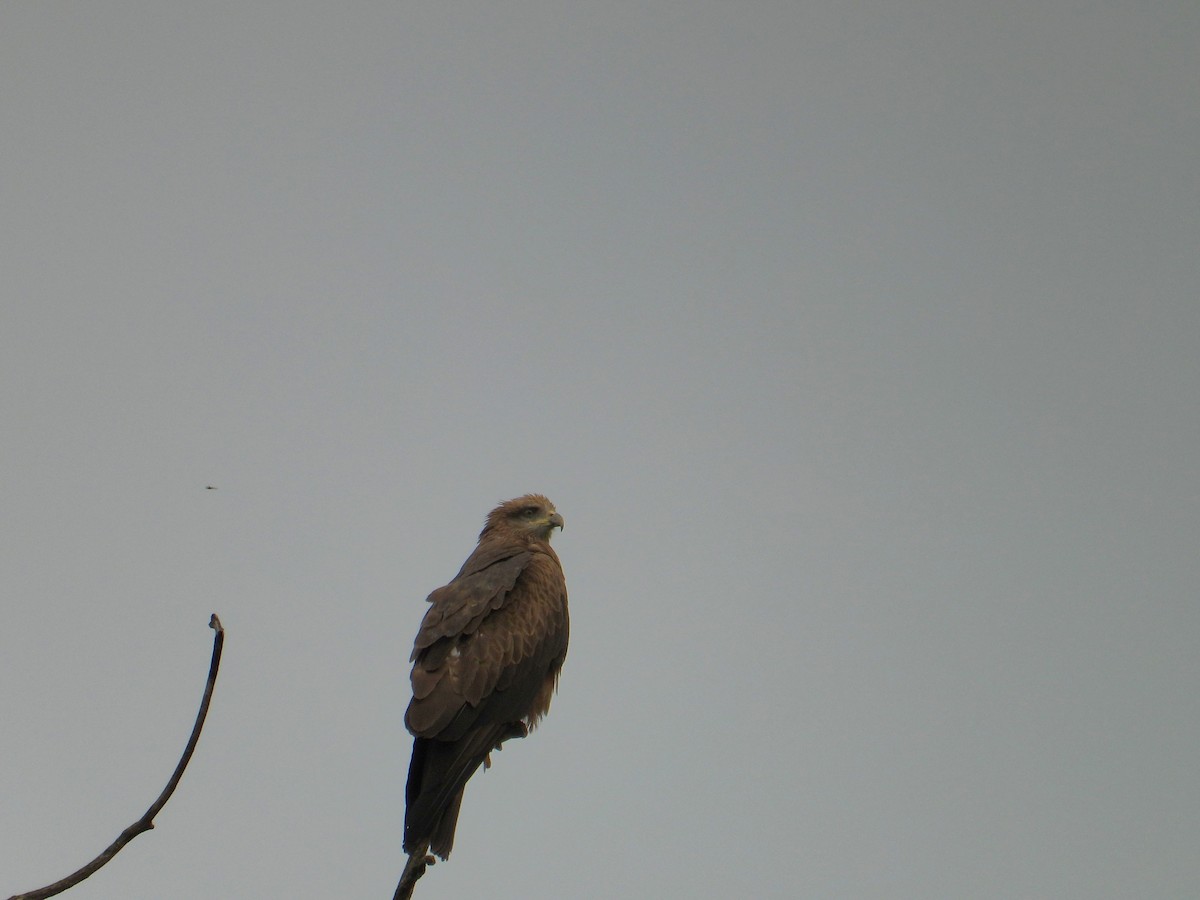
[402,494,569,861]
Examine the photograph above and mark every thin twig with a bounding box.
[7,614,226,900]
[393,850,434,900]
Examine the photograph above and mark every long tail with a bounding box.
[403,723,525,859]
[403,729,495,858]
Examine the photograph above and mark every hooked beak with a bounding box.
[549,511,565,531]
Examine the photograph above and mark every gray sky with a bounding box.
[2,3,1197,898]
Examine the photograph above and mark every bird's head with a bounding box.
[481,494,564,543]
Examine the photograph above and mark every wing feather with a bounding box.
[406,549,566,738]
[410,550,531,655]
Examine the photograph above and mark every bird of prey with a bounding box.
[402,494,569,863]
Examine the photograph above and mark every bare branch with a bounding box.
[7,614,226,900]
[393,850,434,900]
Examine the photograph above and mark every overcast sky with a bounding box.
[2,3,1197,898]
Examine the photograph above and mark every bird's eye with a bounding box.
[522,506,540,518]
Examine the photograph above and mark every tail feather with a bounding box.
[428,787,464,858]
[404,725,511,858]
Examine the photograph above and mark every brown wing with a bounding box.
[406,547,567,738]
[403,546,568,857]
[409,548,532,662]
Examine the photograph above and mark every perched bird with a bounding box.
[402,494,569,863]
